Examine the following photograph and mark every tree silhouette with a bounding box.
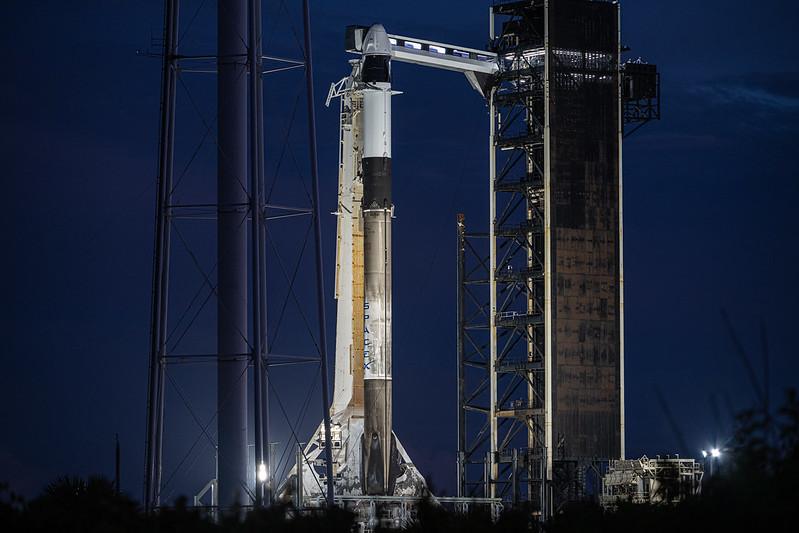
[26,476,140,533]
[1,389,797,532]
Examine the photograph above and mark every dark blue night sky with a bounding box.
[3,0,798,501]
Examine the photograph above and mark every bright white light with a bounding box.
[429,45,445,54]
[257,462,268,483]
[701,450,708,458]
[711,448,721,458]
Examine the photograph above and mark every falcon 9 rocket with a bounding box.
[281,24,428,502]
[359,24,396,496]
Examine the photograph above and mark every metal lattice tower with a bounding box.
[143,0,334,513]
[489,0,549,511]
[458,2,552,512]
[458,0,659,516]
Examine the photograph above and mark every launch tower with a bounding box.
[457,0,659,515]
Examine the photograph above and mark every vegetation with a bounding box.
[2,389,797,532]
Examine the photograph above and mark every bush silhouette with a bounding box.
[1,388,797,532]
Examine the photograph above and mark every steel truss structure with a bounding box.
[457,0,659,517]
[143,0,333,512]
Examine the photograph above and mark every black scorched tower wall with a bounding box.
[549,0,621,461]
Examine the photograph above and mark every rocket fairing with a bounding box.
[359,24,398,496]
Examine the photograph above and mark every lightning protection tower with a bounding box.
[143,0,334,512]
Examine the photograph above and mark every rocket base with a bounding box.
[279,409,428,503]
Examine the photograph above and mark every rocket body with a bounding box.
[283,23,430,502]
[359,25,397,495]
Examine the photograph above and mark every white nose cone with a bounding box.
[363,24,391,56]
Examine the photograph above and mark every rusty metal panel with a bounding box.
[549,0,621,461]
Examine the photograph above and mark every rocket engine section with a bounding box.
[359,24,400,496]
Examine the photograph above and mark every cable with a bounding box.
[166,263,217,348]
[172,221,253,352]
[266,81,303,203]
[272,369,319,486]
[177,0,208,46]
[268,220,313,349]
[263,219,320,354]
[266,368,326,495]
[159,362,249,500]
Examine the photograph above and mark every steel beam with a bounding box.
[488,84,498,499]
[248,0,267,507]
[617,1,626,461]
[456,214,466,498]
[217,0,249,508]
[543,0,553,515]
[303,0,335,507]
[144,0,179,512]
